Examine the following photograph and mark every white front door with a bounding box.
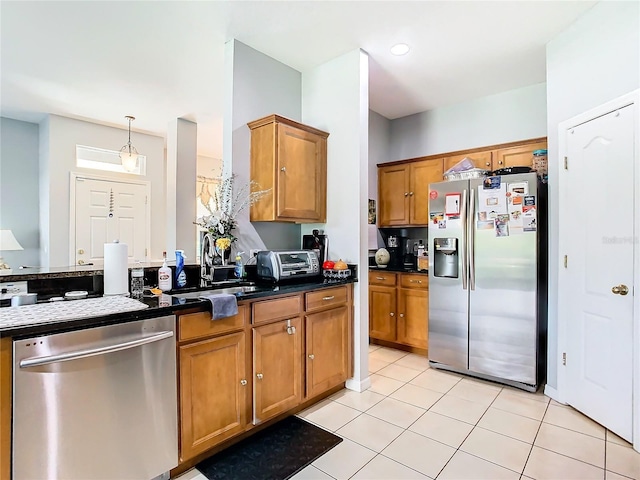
[74,176,149,266]
[560,104,635,441]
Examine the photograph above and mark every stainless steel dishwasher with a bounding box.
[13,315,178,480]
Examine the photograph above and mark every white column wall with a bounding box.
[302,49,370,391]
[167,118,197,260]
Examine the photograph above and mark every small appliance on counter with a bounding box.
[302,230,328,265]
[256,250,320,283]
[386,235,405,269]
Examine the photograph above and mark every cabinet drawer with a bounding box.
[252,295,302,324]
[369,271,397,287]
[178,304,247,342]
[400,274,428,289]
[305,286,348,312]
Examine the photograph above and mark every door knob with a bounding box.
[611,284,629,296]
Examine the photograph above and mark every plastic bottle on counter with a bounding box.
[175,250,187,288]
[234,252,245,279]
[130,261,144,298]
[158,252,172,292]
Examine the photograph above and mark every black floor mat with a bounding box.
[196,416,343,480]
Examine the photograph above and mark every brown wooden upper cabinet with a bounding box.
[494,141,548,170]
[248,114,329,223]
[443,140,548,172]
[378,158,443,227]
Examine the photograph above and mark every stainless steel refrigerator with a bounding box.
[427,172,546,391]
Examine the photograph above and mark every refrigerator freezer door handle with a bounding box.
[469,188,476,290]
[461,189,468,290]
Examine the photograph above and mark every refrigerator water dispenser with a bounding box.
[433,238,458,278]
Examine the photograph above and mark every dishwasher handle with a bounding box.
[19,330,174,369]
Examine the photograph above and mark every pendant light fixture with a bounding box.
[119,115,139,172]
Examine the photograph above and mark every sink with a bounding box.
[172,285,262,299]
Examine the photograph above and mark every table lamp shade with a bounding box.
[0,230,24,251]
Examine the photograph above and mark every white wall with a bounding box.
[0,117,40,267]
[167,118,197,260]
[546,1,640,392]
[368,110,390,250]
[389,83,547,161]
[302,49,370,391]
[224,39,302,254]
[39,114,166,267]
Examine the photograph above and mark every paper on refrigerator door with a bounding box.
[523,196,537,232]
[477,183,507,219]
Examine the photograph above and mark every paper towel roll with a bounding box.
[104,241,129,296]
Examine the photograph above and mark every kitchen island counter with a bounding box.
[0,278,356,338]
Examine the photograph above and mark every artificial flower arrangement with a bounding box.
[195,174,270,252]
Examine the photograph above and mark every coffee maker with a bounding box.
[386,235,404,269]
[302,229,328,265]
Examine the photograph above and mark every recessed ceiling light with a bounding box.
[390,43,410,56]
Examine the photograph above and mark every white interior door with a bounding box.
[74,177,149,266]
[560,104,635,441]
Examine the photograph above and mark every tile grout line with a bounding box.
[520,396,551,477]
[432,383,512,479]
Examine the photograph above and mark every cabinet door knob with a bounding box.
[286,319,296,335]
[281,167,286,172]
[78,260,85,265]
[240,379,248,386]
[404,192,409,197]
[409,192,414,196]
[256,373,263,380]
[399,313,404,318]
[498,160,503,165]
[390,312,395,317]
[485,162,491,166]
[78,249,84,254]
[308,354,315,360]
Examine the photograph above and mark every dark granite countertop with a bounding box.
[0,278,357,339]
[369,266,428,275]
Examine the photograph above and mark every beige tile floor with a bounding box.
[177,345,640,480]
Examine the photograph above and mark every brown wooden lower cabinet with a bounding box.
[252,317,303,424]
[369,271,428,352]
[173,284,353,471]
[369,285,397,341]
[179,331,248,461]
[397,288,428,349]
[305,306,349,398]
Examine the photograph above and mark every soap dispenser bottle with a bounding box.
[158,252,172,292]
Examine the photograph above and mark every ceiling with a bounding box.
[0,1,596,159]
